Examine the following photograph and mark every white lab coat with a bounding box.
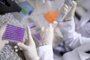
[37,45,63,60]
[75,0,90,37]
[57,17,90,60]
[37,45,54,60]
[76,11,90,37]
[58,17,90,49]
[76,0,90,11]
[63,43,90,60]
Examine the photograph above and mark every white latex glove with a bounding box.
[53,1,77,34]
[17,26,39,60]
[41,24,54,45]
[35,24,54,47]
[31,24,54,48]
[64,1,77,21]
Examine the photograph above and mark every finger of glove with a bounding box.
[27,26,35,46]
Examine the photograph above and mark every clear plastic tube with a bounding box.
[57,0,74,22]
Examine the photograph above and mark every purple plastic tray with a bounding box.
[2,24,25,42]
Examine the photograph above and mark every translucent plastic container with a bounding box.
[29,22,42,42]
[35,0,62,24]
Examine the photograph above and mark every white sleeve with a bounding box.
[37,45,54,60]
[58,18,90,49]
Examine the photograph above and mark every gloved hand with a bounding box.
[41,24,54,45]
[64,1,77,21]
[17,26,39,60]
[30,24,54,48]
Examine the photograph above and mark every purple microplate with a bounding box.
[34,32,42,41]
[2,24,25,42]
[29,24,42,41]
